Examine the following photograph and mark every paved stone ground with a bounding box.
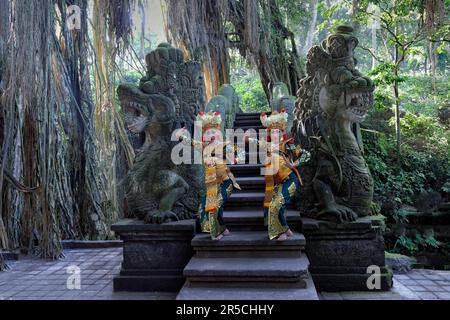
[0,248,176,300]
[320,269,450,300]
[0,247,449,300]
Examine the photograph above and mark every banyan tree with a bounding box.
[164,0,304,101]
[0,0,135,263]
[0,0,305,266]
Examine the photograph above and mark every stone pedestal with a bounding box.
[301,216,393,292]
[111,219,195,292]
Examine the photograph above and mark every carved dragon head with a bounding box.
[295,26,375,127]
[118,84,176,150]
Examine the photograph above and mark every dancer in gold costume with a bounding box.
[247,109,306,240]
[176,111,241,240]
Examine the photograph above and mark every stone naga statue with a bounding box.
[205,84,240,131]
[271,82,296,133]
[118,43,204,223]
[292,26,375,223]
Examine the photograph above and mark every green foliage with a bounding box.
[393,232,442,255]
[362,54,450,215]
[398,112,449,155]
[364,127,448,206]
[233,76,269,112]
[316,1,349,33]
[399,75,449,117]
[121,70,142,85]
[277,0,309,32]
[392,206,410,224]
[442,181,450,193]
[394,235,419,254]
[363,93,449,208]
[368,63,407,86]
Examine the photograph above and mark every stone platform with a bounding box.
[302,216,393,291]
[177,231,318,300]
[111,219,195,292]
[1,247,449,300]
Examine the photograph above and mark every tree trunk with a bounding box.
[139,0,146,59]
[429,40,437,91]
[0,0,134,258]
[394,67,401,164]
[351,0,360,32]
[165,0,302,101]
[304,0,319,56]
[250,0,303,99]
[371,27,378,69]
[393,35,401,164]
[165,0,230,100]
[0,0,10,254]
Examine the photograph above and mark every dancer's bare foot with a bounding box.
[276,233,288,241]
[223,229,230,236]
[214,234,224,241]
[286,229,294,237]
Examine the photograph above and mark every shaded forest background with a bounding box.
[0,0,448,267]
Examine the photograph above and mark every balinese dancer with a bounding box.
[247,109,307,241]
[176,111,241,240]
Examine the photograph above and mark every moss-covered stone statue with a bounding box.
[292,26,375,223]
[118,43,204,224]
[205,84,240,131]
[271,82,296,133]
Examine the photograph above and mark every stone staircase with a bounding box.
[177,112,318,300]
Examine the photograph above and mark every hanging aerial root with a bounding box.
[1,159,40,193]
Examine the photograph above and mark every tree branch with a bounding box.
[359,45,385,64]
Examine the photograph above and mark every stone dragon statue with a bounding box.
[205,84,240,131]
[292,26,375,223]
[118,43,204,223]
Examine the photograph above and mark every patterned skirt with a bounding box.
[264,172,300,240]
[198,179,234,239]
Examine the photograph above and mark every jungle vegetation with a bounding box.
[0,0,448,268]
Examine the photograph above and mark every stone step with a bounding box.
[235,176,265,191]
[233,118,262,128]
[191,230,305,257]
[233,119,262,129]
[233,125,264,131]
[176,276,319,300]
[234,114,261,122]
[227,192,264,206]
[235,112,268,118]
[227,191,295,209]
[242,152,267,164]
[183,255,309,283]
[229,164,263,176]
[223,208,300,231]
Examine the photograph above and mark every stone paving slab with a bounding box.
[0,248,175,300]
[321,269,450,300]
[0,247,449,300]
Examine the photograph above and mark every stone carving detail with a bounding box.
[292,26,375,223]
[205,84,240,131]
[271,82,296,133]
[140,43,205,130]
[118,43,205,223]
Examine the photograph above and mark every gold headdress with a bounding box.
[196,111,222,132]
[260,109,288,131]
